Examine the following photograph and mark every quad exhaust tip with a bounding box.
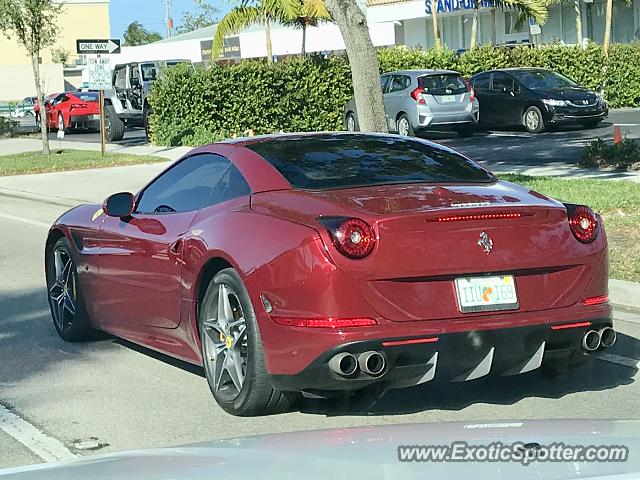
[358,351,386,376]
[328,352,358,377]
[582,330,601,352]
[599,326,617,348]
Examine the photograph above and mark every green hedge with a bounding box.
[150,43,640,146]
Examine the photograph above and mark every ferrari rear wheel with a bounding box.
[200,268,296,416]
[46,237,91,342]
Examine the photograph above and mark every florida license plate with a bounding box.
[441,95,455,103]
[454,275,519,313]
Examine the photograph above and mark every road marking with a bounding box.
[0,212,49,229]
[593,352,640,369]
[612,123,640,127]
[0,403,76,462]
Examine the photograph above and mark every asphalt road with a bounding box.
[0,166,639,470]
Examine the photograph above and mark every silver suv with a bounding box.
[103,60,189,142]
[344,69,479,137]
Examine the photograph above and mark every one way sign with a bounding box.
[76,39,121,55]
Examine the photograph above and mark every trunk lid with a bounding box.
[252,182,600,322]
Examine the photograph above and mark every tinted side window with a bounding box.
[380,75,391,93]
[389,75,409,93]
[472,74,490,90]
[492,73,514,92]
[136,154,231,214]
[211,164,251,205]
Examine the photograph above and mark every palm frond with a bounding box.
[212,6,262,58]
[490,0,549,25]
[264,0,300,22]
[301,0,331,19]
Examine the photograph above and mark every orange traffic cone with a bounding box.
[613,125,622,144]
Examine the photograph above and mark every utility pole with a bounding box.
[164,0,173,38]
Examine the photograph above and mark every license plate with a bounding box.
[88,115,100,120]
[441,95,455,103]
[455,275,519,313]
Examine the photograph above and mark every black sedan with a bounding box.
[469,68,608,133]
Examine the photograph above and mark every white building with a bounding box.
[368,0,639,51]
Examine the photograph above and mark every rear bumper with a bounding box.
[70,114,100,129]
[270,316,613,392]
[417,110,479,128]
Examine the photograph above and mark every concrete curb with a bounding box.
[609,279,640,312]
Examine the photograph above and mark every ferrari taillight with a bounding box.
[319,216,376,259]
[566,204,599,243]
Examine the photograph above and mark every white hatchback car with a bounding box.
[345,69,479,137]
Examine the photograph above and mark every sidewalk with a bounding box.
[0,138,191,162]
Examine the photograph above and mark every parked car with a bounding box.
[103,59,191,142]
[46,133,613,417]
[344,70,479,137]
[16,96,37,117]
[44,91,101,132]
[469,68,608,133]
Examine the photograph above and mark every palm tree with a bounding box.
[283,0,331,55]
[213,0,298,63]
[603,0,613,55]
[429,0,442,48]
[468,0,549,49]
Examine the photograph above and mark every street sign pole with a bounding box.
[99,89,106,157]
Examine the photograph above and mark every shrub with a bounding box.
[150,43,640,146]
[0,116,18,138]
[581,138,640,170]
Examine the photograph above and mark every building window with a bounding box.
[504,12,527,35]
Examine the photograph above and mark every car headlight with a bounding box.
[542,99,568,107]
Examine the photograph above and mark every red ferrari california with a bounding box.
[45,133,614,416]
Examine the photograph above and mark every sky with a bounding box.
[109,0,230,41]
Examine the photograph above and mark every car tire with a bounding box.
[581,119,602,129]
[522,106,545,134]
[143,104,152,141]
[456,124,475,138]
[46,237,91,342]
[396,114,415,137]
[346,112,358,132]
[199,268,297,416]
[104,104,125,142]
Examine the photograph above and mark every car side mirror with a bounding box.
[103,192,135,217]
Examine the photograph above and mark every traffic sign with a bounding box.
[87,57,112,90]
[76,39,121,55]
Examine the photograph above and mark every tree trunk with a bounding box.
[470,5,479,49]
[264,15,273,63]
[575,0,583,46]
[325,0,388,133]
[302,23,307,55]
[603,0,613,55]
[431,0,442,48]
[31,53,50,155]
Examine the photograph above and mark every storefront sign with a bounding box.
[425,0,493,14]
[200,37,241,62]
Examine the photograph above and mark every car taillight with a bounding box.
[271,317,377,328]
[463,79,475,102]
[319,216,376,259]
[410,87,426,105]
[565,204,599,243]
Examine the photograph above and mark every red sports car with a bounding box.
[44,91,100,132]
[45,133,614,416]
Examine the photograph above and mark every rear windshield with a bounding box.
[247,135,495,190]
[419,74,467,95]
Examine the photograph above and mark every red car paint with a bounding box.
[47,133,612,386]
[44,91,100,130]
